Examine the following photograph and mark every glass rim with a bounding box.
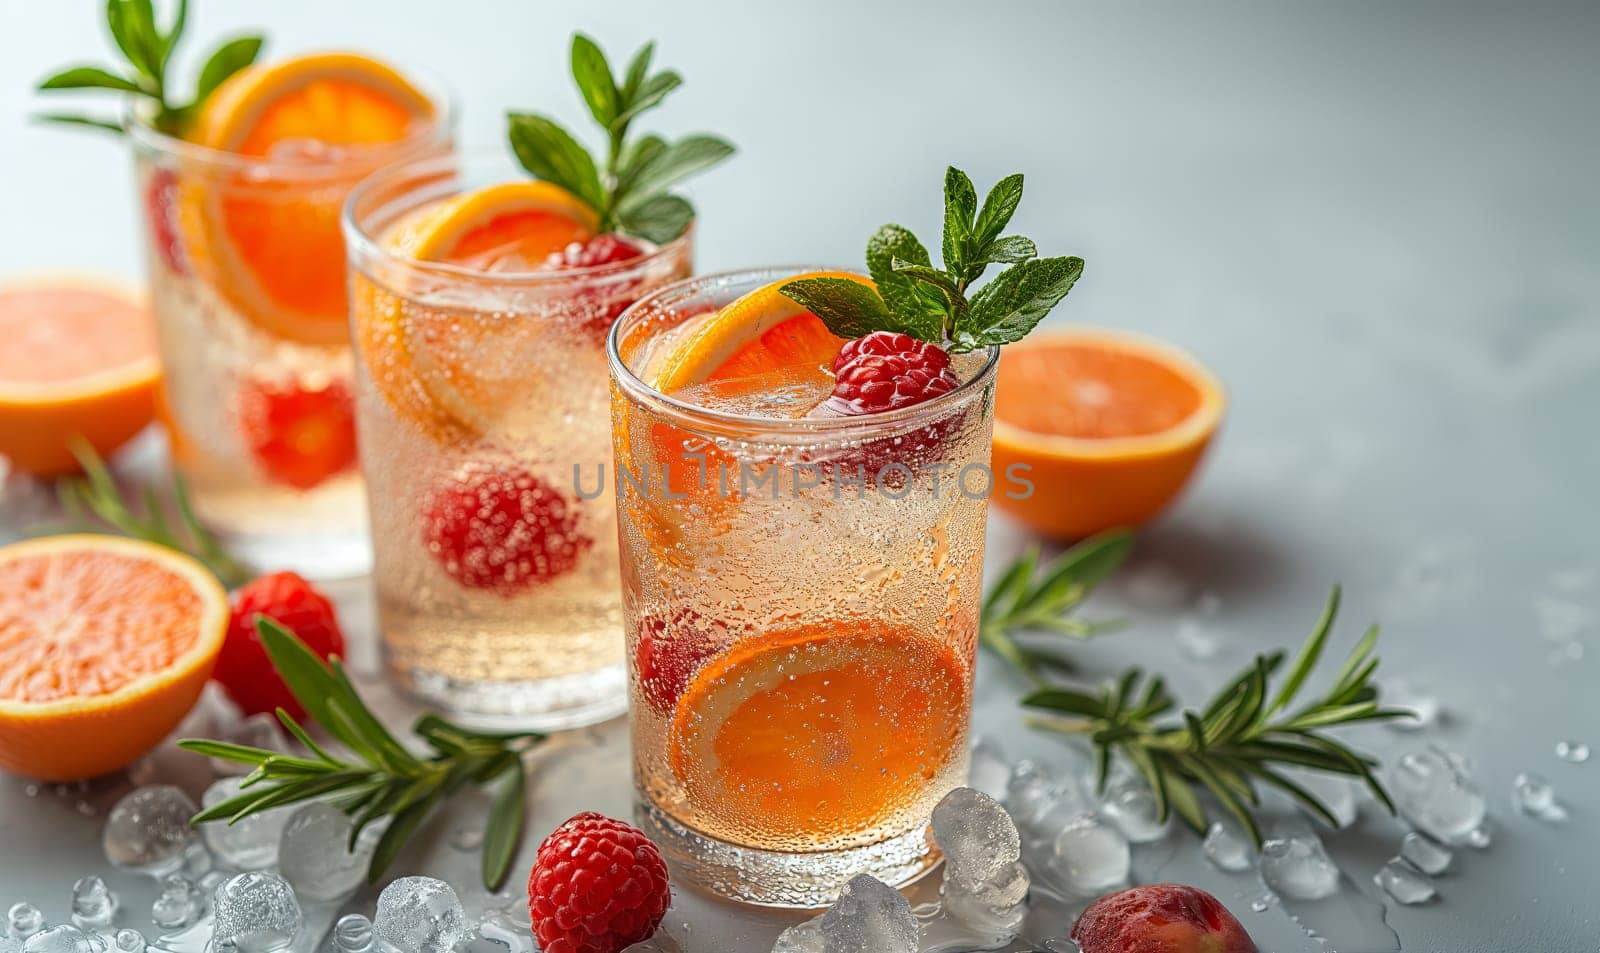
[341,149,696,285]
[123,61,458,179]
[607,266,1001,436]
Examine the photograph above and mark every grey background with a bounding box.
[2,1,1598,951]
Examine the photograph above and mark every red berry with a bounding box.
[527,812,671,953]
[1071,884,1259,953]
[216,572,346,720]
[634,609,724,714]
[238,378,359,490]
[826,331,959,415]
[143,168,188,276]
[543,234,647,270]
[423,465,593,596]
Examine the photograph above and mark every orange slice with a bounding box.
[990,327,1226,538]
[667,622,969,846]
[0,276,160,477]
[180,52,437,347]
[353,181,598,441]
[0,535,228,781]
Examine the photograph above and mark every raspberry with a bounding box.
[423,465,593,596]
[143,168,188,276]
[543,234,646,270]
[826,331,959,415]
[216,572,346,720]
[527,812,670,953]
[634,609,724,714]
[237,378,358,490]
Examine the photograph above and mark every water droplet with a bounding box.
[1373,860,1436,904]
[1512,772,1568,821]
[1555,740,1590,763]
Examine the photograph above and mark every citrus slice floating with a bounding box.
[0,276,160,476]
[354,181,599,442]
[667,622,969,847]
[0,535,228,781]
[990,327,1225,538]
[180,52,437,347]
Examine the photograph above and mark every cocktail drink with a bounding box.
[125,55,451,576]
[609,268,1000,905]
[343,35,731,726]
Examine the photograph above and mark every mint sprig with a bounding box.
[780,167,1083,351]
[507,34,735,244]
[36,0,263,137]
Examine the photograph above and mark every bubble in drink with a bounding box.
[1387,747,1486,845]
[373,878,466,953]
[1399,832,1451,874]
[277,803,370,902]
[150,876,201,931]
[1047,814,1130,894]
[103,785,199,876]
[68,877,117,931]
[816,875,918,953]
[200,779,290,870]
[211,872,301,953]
[1373,860,1435,905]
[1258,829,1340,900]
[1202,820,1253,872]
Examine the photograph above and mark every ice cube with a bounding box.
[69,877,117,931]
[212,872,301,953]
[1046,815,1130,894]
[930,788,1029,940]
[1399,832,1451,874]
[102,786,199,877]
[208,714,293,777]
[1386,747,1486,845]
[373,877,466,953]
[150,876,202,931]
[332,916,374,953]
[8,904,44,938]
[1005,761,1089,836]
[1258,829,1340,900]
[769,922,823,953]
[817,875,917,953]
[277,803,371,902]
[1511,772,1568,821]
[968,736,1010,801]
[21,927,103,953]
[1202,820,1254,872]
[1290,770,1360,829]
[1373,860,1435,904]
[200,779,290,870]
[111,931,143,953]
[1098,774,1170,843]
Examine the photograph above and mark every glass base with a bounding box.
[222,527,373,581]
[636,801,942,908]
[388,659,628,732]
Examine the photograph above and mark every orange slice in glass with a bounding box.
[354,181,598,442]
[0,276,159,476]
[991,327,1226,538]
[180,52,437,347]
[667,622,969,847]
[0,535,228,781]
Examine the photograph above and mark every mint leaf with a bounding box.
[38,66,144,93]
[160,0,188,67]
[617,133,666,180]
[34,113,124,134]
[974,173,1024,247]
[621,42,654,102]
[955,256,1084,350]
[615,192,693,244]
[891,258,962,308]
[779,277,898,340]
[617,134,734,202]
[612,71,681,130]
[942,166,977,276]
[866,224,946,331]
[106,0,161,86]
[973,234,1037,267]
[570,34,619,129]
[507,113,605,212]
[194,36,262,104]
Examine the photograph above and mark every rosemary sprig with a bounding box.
[179,619,543,891]
[55,440,252,588]
[980,530,1133,679]
[1021,585,1407,845]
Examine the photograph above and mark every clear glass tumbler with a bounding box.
[344,153,694,728]
[608,267,999,906]
[127,91,453,578]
